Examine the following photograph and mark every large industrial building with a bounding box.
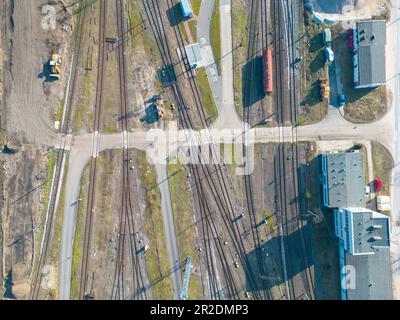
[320,153,365,208]
[334,208,390,255]
[319,152,393,300]
[352,20,386,89]
[335,208,392,300]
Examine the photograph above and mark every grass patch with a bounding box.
[31,150,57,299]
[299,13,328,124]
[223,143,245,176]
[196,67,218,123]
[168,162,202,299]
[188,20,198,43]
[136,152,174,299]
[103,124,119,134]
[36,150,57,252]
[0,131,6,147]
[102,97,119,133]
[128,0,162,96]
[210,0,221,63]
[73,73,94,132]
[191,0,201,16]
[332,30,389,123]
[371,142,394,198]
[70,165,89,300]
[358,144,370,184]
[179,23,190,43]
[129,0,158,53]
[44,154,70,299]
[55,96,65,124]
[72,0,97,16]
[232,0,247,117]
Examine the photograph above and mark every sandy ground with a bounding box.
[3,0,74,146]
[314,0,390,25]
[1,145,50,300]
[352,0,388,12]
[0,0,75,300]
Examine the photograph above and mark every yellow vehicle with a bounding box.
[319,77,330,100]
[157,107,165,119]
[49,54,62,79]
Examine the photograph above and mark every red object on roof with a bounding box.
[347,29,354,50]
[373,179,383,192]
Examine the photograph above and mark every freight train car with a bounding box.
[262,48,273,94]
[180,0,193,19]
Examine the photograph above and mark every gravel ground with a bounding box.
[0,0,75,299]
[3,0,74,146]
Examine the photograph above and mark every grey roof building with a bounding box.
[334,208,390,255]
[335,208,392,299]
[353,20,386,89]
[320,153,365,208]
[340,245,392,300]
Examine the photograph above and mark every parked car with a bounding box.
[373,179,383,193]
[338,94,346,107]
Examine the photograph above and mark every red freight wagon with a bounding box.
[263,48,273,94]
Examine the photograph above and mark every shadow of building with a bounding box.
[242,55,265,108]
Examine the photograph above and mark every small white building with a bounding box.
[376,196,391,212]
[184,43,204,69]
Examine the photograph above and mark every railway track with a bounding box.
[110,0,148,300]
[166,0,256,298]
[164,1,266,299]
[142,0,266,300]
[193,177,239,299]
[30,0,88,300]
[272,0,293,300]
[283,0,315,300]
[243,0,269,124]
[78,0,107,300]
[272,0,315,300]
[242,0,273,300]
